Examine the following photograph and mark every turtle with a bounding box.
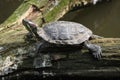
[22,19,102,60]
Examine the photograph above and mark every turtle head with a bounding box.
[22,19,40,40]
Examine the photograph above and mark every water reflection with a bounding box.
[60,0,120,37]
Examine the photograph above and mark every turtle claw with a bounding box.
[92,52,102,60]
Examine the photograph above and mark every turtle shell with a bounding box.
[38,21,92,45]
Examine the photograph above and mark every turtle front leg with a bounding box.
[34,41,52,67]
[83,41,102,60]
[36,41,45,54]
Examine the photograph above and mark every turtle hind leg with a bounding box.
[83,41,102,60]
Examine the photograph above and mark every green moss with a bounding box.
[1,2,30,27]
[0,0,48,45]
[28,0,48,8]
[44,0,70,22]
[0,0,50,28]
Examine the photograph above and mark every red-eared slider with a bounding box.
[22,19,102,60]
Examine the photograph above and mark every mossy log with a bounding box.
[0,38,120,79]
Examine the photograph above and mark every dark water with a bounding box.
[60,0,120,38]
[0,0,24,24]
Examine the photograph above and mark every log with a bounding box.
[0,38,120,79]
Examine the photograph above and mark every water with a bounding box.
[0,0,24,24]
[60,0,120,38]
